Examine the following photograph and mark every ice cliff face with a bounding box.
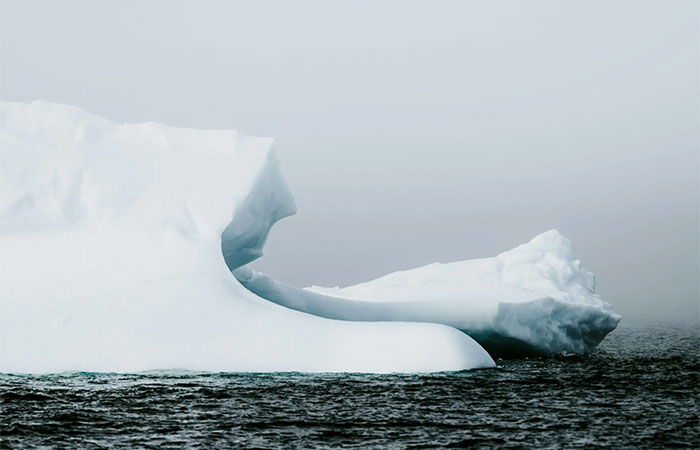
[0,100,619,374]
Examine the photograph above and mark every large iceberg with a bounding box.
[0,100,619,374]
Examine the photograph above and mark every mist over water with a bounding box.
[2,318,697,448]
[1,0,697,321]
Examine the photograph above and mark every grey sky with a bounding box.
[1,0,698,320]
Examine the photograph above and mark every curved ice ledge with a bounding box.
[212,129,621,359]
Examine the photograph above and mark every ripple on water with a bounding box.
[1,319,698,449]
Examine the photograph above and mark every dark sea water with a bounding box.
[1,318,698,449]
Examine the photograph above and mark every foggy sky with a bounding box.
[1,0,698,320]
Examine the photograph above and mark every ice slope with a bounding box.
[0,101,495,374]
[240,231,621,356]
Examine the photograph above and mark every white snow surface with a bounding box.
[0,101,495,374]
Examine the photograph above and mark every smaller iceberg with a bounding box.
[236,230,621,357]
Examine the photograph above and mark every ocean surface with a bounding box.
[1,318,698,449]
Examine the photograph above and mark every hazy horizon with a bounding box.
[1,0,698,321]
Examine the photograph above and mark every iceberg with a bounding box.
[237,230,621,357]
[0,101,494,374]
[0,100,619,374]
